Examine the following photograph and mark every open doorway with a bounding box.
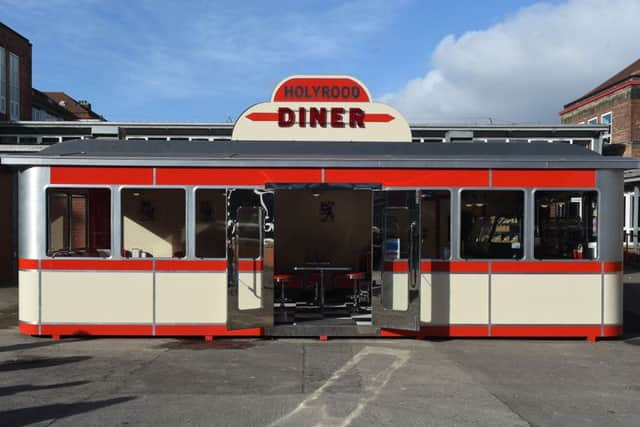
[273,189,372,325]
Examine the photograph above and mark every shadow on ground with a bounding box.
[0,396,136,427]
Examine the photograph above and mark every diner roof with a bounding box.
[1,139,637,169]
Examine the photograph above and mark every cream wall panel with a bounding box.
[392,272,409,311]
[603,272,623,325]
[491,274,601,324]
[41,272,153,323]
[420,273,488,324]
[156,273,226,323]
[238,271,262,310]
[19,270,39,323]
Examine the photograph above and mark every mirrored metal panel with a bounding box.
[372,190,421,331]
[227,189,274,330]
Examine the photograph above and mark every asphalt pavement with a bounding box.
[0,284,638,427]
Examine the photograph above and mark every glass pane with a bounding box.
[420,190,450,259]
[195,189,226,258]
[237,206,260,259]
[461,191,524,259]
[48,193,68,254]
[122,189,185,258]
[384,208,409,259]
[535,191,598,259]
[46,189,111,257]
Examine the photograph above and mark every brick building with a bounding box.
[32,89,104,121]
[0,22,32,121]
[560,58,640,157]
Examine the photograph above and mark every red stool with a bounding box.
[274,274,294,321]
[346,272,366,311]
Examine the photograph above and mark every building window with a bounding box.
[587,117,598,125]
[195,189,226,258]
[461,191,524,259]
[420,190,450,259]
[9,52,19,120]
[601,112,612,126]
[534,191,598,259]
[47,188,111,257]
[122,189,185,258]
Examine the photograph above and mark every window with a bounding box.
[601,111,612,129]
[195,189,226,258]
[0,47,5,114]
[47,188,111,257]
[461,191,524,259]
[587,117,598,125]
[122,189,185,258]
[9,52,19,120]
[534,191,598,259]
[420,190,450,259]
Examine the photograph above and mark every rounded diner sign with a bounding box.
[231,75,411,142]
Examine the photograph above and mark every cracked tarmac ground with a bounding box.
[0,286,639,426]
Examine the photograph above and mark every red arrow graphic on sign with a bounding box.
[246,112,395,123]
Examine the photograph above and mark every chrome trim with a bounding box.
[3,156,638,170]
[18,167,49,259]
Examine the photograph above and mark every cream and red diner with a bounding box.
[3,75,636,341]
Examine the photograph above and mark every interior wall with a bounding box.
[122,189,185,258]
[274,190,371,273]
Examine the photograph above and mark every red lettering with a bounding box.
[278,107,295,127]
[349,108,365,128]
[310,108,327,128]
[331,107,345,128]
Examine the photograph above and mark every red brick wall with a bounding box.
[561,86,639,156]
[0,24,32,121]
[0,168,16,285]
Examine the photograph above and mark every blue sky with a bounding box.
[1,0,639,123]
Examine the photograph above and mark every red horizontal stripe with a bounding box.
[492,169,596,188]
[18,258,38,270]
[156,260,227,272]
[18,323,38,335]
[420,261,489,273]
[155,325,262,337]
[491,325,607,338]
[40,259,153,271]
[40,324,153,337]
[604,261,623,273]
[51,167,153,185]
[238,259,263,271]
[156,168,322,185]
[384,260,408,272]
[246,112,279,121]
[19,322,622,339]
[492,261,601,274]
[363,113,394,123]
[325,168,490,187]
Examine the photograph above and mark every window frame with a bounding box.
[8,52,19,120]
[419,188,452,261]
[532,188,600,261]
[194,186,228,260]
[458,188,526,261]
[0,47,5,114]
[45,185,113,259]
[120,186,188,259]
[587,117,598,125]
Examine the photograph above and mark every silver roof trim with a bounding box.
[2,155,637,169]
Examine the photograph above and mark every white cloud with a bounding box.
[380,0,640,124]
